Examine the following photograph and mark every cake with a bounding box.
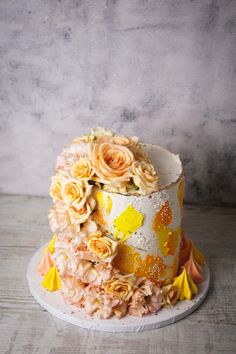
[37,127,205,319]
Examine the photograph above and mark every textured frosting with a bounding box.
[172,267,198,300]
[42,266,61,291]
[185,250,203,284]
[37,248,55,276]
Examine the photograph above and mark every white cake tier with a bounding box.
[92,144,184,284]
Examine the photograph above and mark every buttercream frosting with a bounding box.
[42,266,61,291]
[184,250,203,284]
[37,248,55,276]
[172,267,198,300]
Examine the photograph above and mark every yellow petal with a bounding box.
[42,266,61,291]
[48,233,57,254]
[172,267,198,300]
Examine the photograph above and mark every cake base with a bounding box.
[27,244,210,333]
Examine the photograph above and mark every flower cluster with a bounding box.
[53,127,158,196]
[38,128,203,319]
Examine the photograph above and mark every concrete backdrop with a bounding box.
[0,0,236,205]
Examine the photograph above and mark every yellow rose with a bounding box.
[132,161,158,194]
[61,178,92,209]
[84,232,118,262]
[49,175,62,202]
[96,135,138,148]
[71,157,93,180]
[91,143,134,184]
[67,197,96,225]
[105,274,135,301]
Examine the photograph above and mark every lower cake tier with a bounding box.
[37,229,205,319]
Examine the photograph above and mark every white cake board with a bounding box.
[27,244,210,333]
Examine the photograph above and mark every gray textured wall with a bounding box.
[0,0,236,205]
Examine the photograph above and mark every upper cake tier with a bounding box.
[92,143,184,284]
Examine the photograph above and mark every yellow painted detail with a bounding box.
[153,201,172,227]
[94,190,112,215]
[112,243,166,284]
[178,180,184,209]
[172,267,198,300]
[42,266,61,291]
[153,223,180,257]
[93,190,112,226]
[113,204,144,242]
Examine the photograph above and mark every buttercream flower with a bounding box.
[71,157,93,180]
[61,178,92,209]
[128,289,148,317]
[56,140,90,174]
[132,161,158,194]
[48,201,76,236]
[76,260,98,282]
[105,274,135,301]
[61,275,85,306]
[113,302,128,318]
[84,232,118,262]
[162,285,179,306]
[144,286,164,314]
[84,291,119,319]
[49,175,62,202]
[96,135,138,148]
[67,197,96,225]
[91,143,134,184]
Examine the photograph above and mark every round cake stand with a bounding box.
[27,244,210,333]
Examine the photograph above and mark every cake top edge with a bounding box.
[51,127,183,201]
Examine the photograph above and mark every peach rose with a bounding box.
[61,178,92,209]
[132,161,158,194]
[84,232,118,262]
[105,274,135,301]
[67,197,96,225]
[96,135,138,148]
[49,175,62,202]
[91,143,134,184]
[71,157,93,180]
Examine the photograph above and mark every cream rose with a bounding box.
[91,143,134,184]
[67,197,96,225]
[61,178,92,209]
[84,232,118,262]
[105,274,135,301]
[71,157,93,180]
[132,161,158,194]
[49,175,62,202]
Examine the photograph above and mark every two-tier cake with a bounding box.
[37,128,205,319]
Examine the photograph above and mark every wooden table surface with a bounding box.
[0,195,235,354]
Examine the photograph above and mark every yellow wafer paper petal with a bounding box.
[47,233,56,254]
[42,266,61,291]
[172,267,198,300]
[42,233,57,255]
